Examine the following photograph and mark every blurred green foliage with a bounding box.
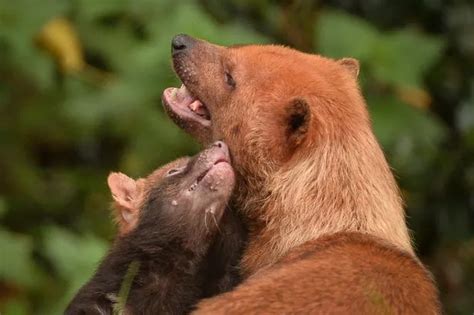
[0,0,473,314]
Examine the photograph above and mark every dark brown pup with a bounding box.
[65,142,246,315]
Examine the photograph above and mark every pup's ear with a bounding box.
[285,98,311,148]
[107,172,144,235]
[338,58,360,78]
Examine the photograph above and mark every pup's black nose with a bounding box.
[171,34,195,53]
[213,141,227,150]
[210,141,230,163]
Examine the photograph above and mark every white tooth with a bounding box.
[171,88,178,99]
[179,84,188,95]
[176,84,191,102]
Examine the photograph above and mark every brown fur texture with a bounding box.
[162,35,440,313]
[164,37,412,273]
[108,158,189,235]
[66,144,247,314]
[195,232,440,315]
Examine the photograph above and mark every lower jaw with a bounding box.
[161,98,212,143]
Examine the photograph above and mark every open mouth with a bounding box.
[197,158,229,183]
[162,84,211,127]
[189,158,231,192]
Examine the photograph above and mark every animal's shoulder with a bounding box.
[194,232,441,315]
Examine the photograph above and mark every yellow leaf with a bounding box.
[36,17,85,74]
[395,86,432,110]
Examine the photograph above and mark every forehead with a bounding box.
[229,45,325,69]
[228,45,336,84]
[226,45,338,100]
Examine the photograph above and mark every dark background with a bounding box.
[0,0,473,314]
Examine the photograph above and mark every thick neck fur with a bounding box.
[239,125,414,276]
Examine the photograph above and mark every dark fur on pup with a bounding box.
[66,141,245,315]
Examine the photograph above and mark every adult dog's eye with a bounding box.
[166,167,184,177]
[225,71,236,88]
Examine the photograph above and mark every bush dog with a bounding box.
[162,35,440,314]
[66,142,245,314]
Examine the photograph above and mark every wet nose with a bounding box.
[212,141,230,159]
[171,34,195,53]
[212,141,227,150]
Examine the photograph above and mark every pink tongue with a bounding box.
[173,84,211,119]
[189,100,208,116]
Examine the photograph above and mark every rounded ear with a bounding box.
[286,98,311,148]
[107,172,143,234]
[338,58,360,78]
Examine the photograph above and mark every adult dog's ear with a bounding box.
[285,98,311,148]
[338,58,360,78]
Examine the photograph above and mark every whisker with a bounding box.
[211,212,222,235]
[204,211,210,233]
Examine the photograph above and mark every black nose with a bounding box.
[171,34,195,53]
[213,141,227,150]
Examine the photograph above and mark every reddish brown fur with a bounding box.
[163,36,440,313]
[167,40,412,271]
[195,233,440,315]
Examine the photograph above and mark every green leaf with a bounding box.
[0,0,68,89]
[113,260,140,315]
[369,95,447,175]
[42,226,107,281]
[41,226,108,313]
[456,81,474,148]
[146,2,268,47]
[316,10,379,60]
[75,19,141,73]
[0,229,40,287]
[371,29,445,88]
[76,0,127,21]
[316,11,445,90]
[1,298,30,315]
[0,196,7,218]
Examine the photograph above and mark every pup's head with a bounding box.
[162,34,365,182]
[108,141,235,242]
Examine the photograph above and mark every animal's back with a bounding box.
[195,232,440,315]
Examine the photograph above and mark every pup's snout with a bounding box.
[203,141,230,164]
[172,34,196,54]
[212,141,226,150]
[210,141,230,162]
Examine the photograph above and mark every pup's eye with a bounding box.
[225,71,236,88]
[166,167,184,177]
